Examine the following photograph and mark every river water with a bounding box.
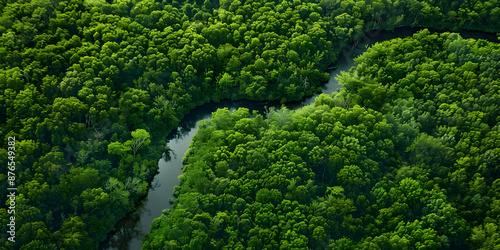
[99,27,498,250]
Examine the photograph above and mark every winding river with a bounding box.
[99,27,498,250]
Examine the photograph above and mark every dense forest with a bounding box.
[0,0,499,249]
[143,30,500,249]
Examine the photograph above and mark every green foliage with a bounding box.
[1,0,499,248]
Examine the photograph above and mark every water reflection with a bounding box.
[100,198,149,249]
[161,147,175,163]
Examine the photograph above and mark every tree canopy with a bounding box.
[0,0,499,248]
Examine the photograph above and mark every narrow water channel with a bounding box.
[99,27,498,250]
